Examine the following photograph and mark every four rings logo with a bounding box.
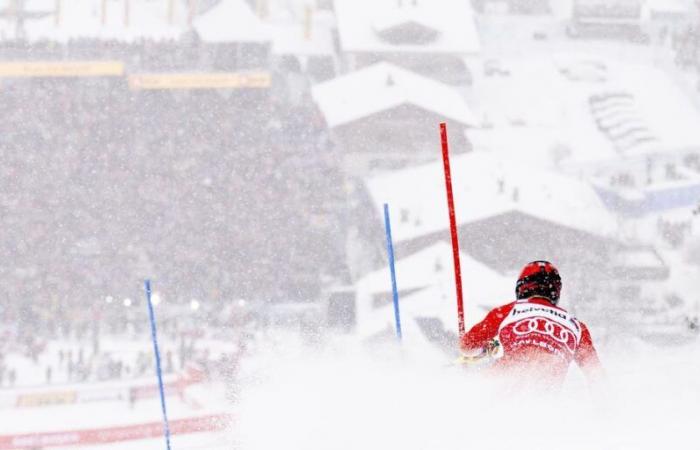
[511,318,578,354]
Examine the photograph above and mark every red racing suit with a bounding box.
[460,297,603,386]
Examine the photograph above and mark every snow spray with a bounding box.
[229,332,700,450]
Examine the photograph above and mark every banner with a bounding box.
[128,72,271,90]
[129,379,183,402]
[76,387,129,404]
[0,61,124,78]
[15,390,77,408]
[0,414,231,449]
[2,369,200,409]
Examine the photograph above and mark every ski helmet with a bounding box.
[515,261,562,305]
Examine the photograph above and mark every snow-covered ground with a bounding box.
[0,375,233,449]
[1,392,218,434]
[231,333,700,450]
[2,328,699,449]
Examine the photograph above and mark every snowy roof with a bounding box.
[354,241,513,338]
[365,152,618,244]
[611,247,666,269]
[358,241,510,297]
[269,11,336,57]
[333,0,480,55]
[645,0,689,17]
[311,62,477,128]
[17,0,187,43]
[469,54,700,172]
[193,0,271,43]
[370,10,438,35]
[612,64,700,154]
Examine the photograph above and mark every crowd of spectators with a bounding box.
[0,38,348,362]
[0,338,244,389]
[0,293,259,388]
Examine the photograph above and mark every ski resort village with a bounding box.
[0,0,699,449]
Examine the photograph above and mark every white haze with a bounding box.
[234,337,700,450]
[1,0,700,448]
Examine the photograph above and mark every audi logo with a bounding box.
[511,318,578,354]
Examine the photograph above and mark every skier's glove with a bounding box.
[455,338,501,366]
[484,338,501,357]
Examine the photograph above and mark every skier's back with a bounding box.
[460,261,603,389]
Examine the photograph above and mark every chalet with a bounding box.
[312,62,476,174]
[333,0,480,85]
[353,241,512,344]
[193,0,271,71]
[360,152,621,303]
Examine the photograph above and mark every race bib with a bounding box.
[498,302,582,355]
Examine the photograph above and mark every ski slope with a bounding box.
[2,330,699,449]
[232,334,700,450]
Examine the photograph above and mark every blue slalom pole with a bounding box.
[383,203,402,340]
[145,280,172,450]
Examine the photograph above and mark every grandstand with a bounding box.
[0,0,347,331]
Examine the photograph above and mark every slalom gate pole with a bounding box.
[439,123,466,338]
[383,203,402,340]
[145,279,172,450]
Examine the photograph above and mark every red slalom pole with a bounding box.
[439,123,465,338]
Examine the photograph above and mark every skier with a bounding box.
[460,261,603,388]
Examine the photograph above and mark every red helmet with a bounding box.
[515,261,562,305]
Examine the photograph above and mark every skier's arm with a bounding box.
[460,303,514,354]
[574,323,604,383]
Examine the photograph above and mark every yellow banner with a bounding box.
[16,390,77,407]
[128,72,271,90]
[0,61,124,77]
